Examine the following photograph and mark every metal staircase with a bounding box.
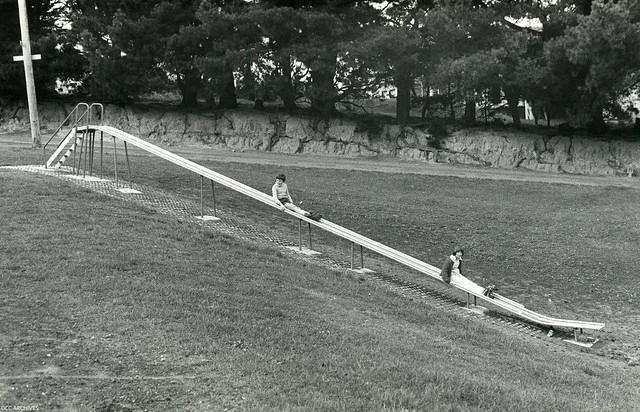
[43,103,104,173]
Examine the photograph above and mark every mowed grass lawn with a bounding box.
[1,143,640,411]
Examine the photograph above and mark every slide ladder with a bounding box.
[43,103,104,170]
[47,129,84,169]
[50,124,605,343]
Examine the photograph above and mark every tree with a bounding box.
[488,30,548,127]
[422,1,504,123]
[247,6,306,110]
[543,0,640,128]
[71,0,167,103]
[130,0,204,107]
[70,0,206,105]
[296,10,345,115]
[347,24,425,124]
[190,1,261,109]
[250,0,383,115]
[390,1,441,123]
[0,0,79,101]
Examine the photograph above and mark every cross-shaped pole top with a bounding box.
[14,0,41,148]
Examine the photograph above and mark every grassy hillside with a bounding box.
[1,143,639,411]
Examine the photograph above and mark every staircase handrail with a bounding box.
[88,103,104,126]
[42,103,90,166]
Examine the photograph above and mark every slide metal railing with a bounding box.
[43,103,104,172]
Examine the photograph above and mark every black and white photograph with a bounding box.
[1,0,639,410]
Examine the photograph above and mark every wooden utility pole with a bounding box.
[16,0,41,147]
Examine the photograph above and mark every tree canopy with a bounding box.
[0,0,82,101]
[2,0,640,128]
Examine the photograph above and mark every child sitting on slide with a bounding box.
[272,173,322,221]
[440,247,497,298]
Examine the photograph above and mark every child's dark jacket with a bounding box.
[440,256,461,284]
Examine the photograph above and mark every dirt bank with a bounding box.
[4,130,639,190]
[2,101,640,177]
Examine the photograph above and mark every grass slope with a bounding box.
[125,152,640,325]
[1,146,639,411]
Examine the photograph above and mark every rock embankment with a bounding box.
[3,102,639,176]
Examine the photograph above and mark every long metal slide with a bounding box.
[45,120,605,341]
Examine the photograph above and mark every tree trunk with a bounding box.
[547,109,551,127]
[395,74,412,125]
[178,68,201,108]
[504,89,521,126]
[218,66,238,109]
[420,83,431,120]
[309,55,337,116]
[587,105,606,133]
[448,83,455,121]
[463,96,476,125]
[421,88,430,120]
[278,55,297,111]
[575,0,593,15]
[243,63,256,102]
